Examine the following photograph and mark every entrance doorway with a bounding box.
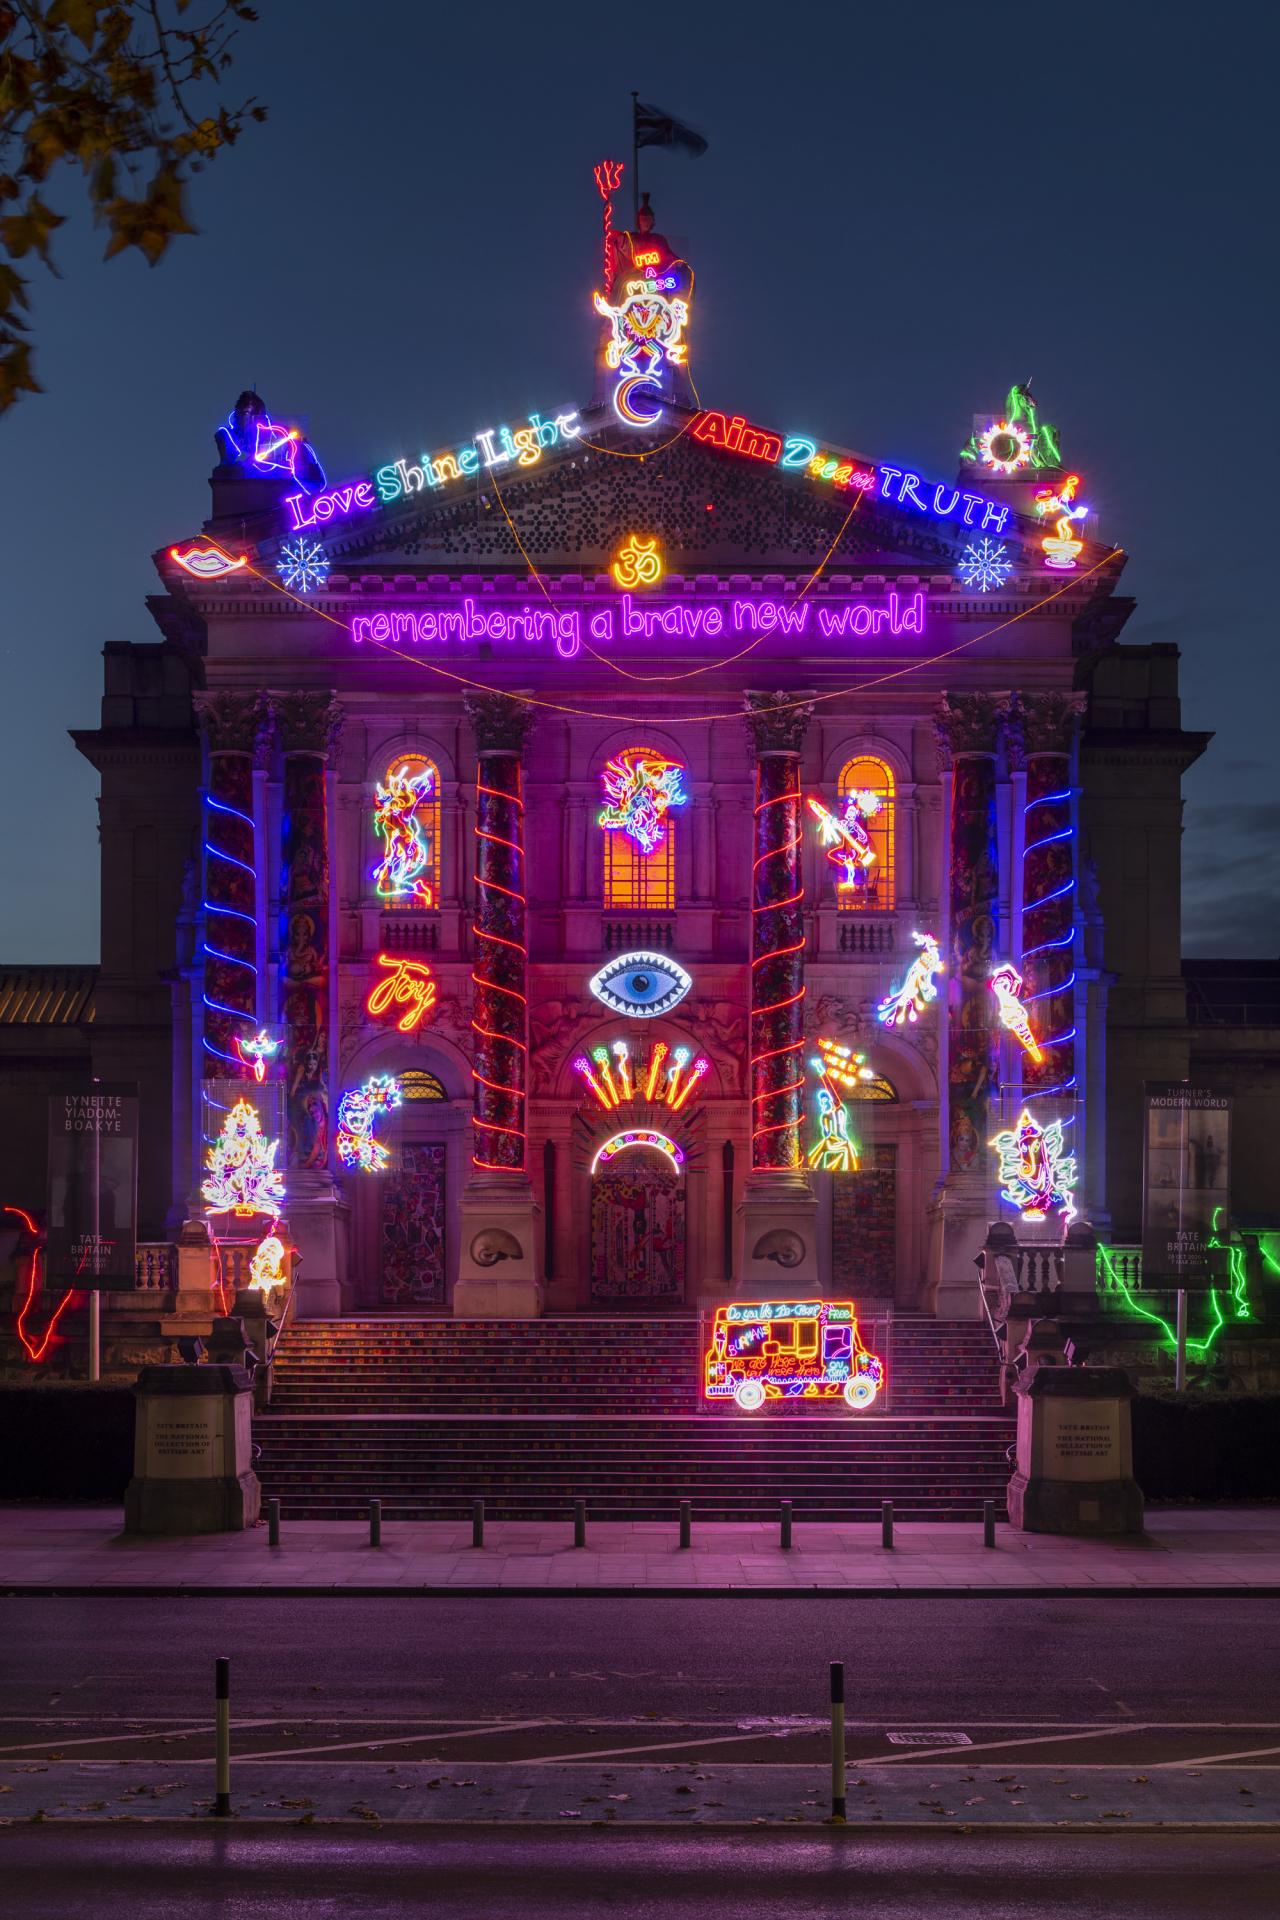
[590,1147,686,1303]
[380,1141,446,1304]
[832,1144,897,1299]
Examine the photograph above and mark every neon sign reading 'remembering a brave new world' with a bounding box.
[350,591,929,660]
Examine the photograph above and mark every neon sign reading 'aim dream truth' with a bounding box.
[351,590,928,660]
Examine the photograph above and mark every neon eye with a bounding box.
[589,950,692,1018]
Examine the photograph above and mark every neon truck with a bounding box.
[704,1300,885,1411]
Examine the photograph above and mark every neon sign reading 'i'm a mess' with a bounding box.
[351,590,928,661]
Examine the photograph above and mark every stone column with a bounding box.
[929,693,1006,1316]
[1017,694,1085,1113]
[274,691,347,1314]
[193,694,263,1081]
[737,691,820,1290]
[455,691,543,1315]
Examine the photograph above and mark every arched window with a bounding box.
[599,745,684,912]
[373,754,441,908]
[835,754,894,911]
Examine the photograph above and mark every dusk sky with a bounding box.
[1,2,1272,960]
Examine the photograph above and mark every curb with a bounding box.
[6,1814,1280,1834]
[5,1583,1280,1600]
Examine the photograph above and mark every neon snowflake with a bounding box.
[336,1074,403,1174]
[598,748,688,854]
[278,537,330,593]
[990,1107,1078,1225]
[957,539,1013,593]
[202,1098,285,1218]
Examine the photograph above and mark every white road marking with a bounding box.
[237,1720,554,1761]
[526,1728,819,1765]
[850,1723,1148,1765]
[1157,1741,1280,1769]
[0,1720,280,1757]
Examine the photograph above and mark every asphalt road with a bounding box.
[4,1830,1280,1919]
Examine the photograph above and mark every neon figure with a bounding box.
[991,1107,1078,1225]
[591,1128,684,1174]
[612,534,664,589]
[704,1300,885,1412]
[373,761,436,906]
[234,1028,281,1084]
[215,391,325,493]
[807,792,881,893]
[170,539,247,579]
[248,1234,287,1291]
[806,1080,860,1172]
[877,931,943,1027]
[365,954,438,1034]
[336,1074,403,1175]
[1035,473,1088,570]
[598,748,688,855]
[957,538,1013,593]
[989,964,1043,1063]
[202,1098,286,1218]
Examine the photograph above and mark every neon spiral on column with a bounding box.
[471,762,527,1171]
[202,761,258,1074]
[1021,763,1077,1103]
[750,760,805,1169]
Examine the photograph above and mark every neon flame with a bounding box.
[611,534,664,589]
[806,792,881,892]
[665,1046,692,1107]
[202,1099,285,1218]
[599,748,688,854]
[170,539,248,579]
[234,1028,280,1083]
[592,1128,684,1175]
[989,964,1043,1063]
[365,954,438,1033]
[336,1074,403,1175]
[612,1039,634,1102]
[991,1107,1078,1224]
[877,931,943,1027]
[573,1054,615,1109]
[373,761,436,906]
[669,1056,709,1112]
[592,1045,620,1107]
[1035,472,1088,571]
[574,1037,708,1115]
[644,1040,669,1102]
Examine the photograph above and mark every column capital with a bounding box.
[932,692,1010,768]
[464,690,536,756]
[1007,691,1088,764]
[743,689,815,755]
[194,690,271,756]
[272,691,344,758]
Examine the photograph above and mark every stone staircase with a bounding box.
[254,1315,1013,1521]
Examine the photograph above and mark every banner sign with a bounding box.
[1141,1083,1231,1288]
[46,1086,139,1287]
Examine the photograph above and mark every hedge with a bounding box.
[1132,1392,1280,1501]
[0,1385,134,1500]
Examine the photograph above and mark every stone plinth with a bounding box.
[454,1176,543,1317]
[736,1172,820,1290]
[124,1364,260,1534]
[1007,1364,1143,1535]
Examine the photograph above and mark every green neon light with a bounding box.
[1259,1232,1280,1280]
[1097,1216,1252,1363]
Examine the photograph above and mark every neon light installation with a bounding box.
[248,1234,287,1291]
[978,419,1033,475]
[201,780,258,1074]
[691,410,783,464]
[957,538,1013,593]
[365,954,438,1033]
[336,1074,403,1174]
[807,791,881,895]
[598,748,688,854]
[990,1107,1078,1225]
[202,1098,286,1218]
[591,1128,685,1175]
[704,1299,885,1412]
[594,157,625,285]
[4,1203,76,1363]
[373,760,437,906]
[813,1037,878,1092]
[573,1039,709,1115]
[234,1028,281,1084]
[589,951,693,1018]
[989,964,1043,1063]
[278,537,330,593]
[170,539,247,579]
[216,396,324,492]
[806,451,877,494]
[611,534,664,589]
[471,750,528,1173]
[1035,473,1088,570]
[1022,761,1078,1104]
[877,931,943,1027]
[806,1078,860,1172]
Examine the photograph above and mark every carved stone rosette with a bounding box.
[468,706,529,1173]
[744,696,810,1172]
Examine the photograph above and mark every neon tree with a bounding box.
[170,539,247,579]
[573,1039,710,1115]
[589,951,693,1018]
[612,535,664,589]
[591,1128,685,1175]
[373,761,436,906]
[248,1234,287,1291]
[202,1099,285,1218]
[336,1074,403,1174]
[990,1107,1078,1225]
[977,419,1033,475]
[1035,473,1088,570]
[877,931,943,1027]
[365,954,438,1033]
[989,964,1043,1063]
[234,1028,281,1084]
[598,748,688,854]
[278,537,330,593]
[957,538,1013,593]
[807,792,881,894]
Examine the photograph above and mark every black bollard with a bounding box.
[679,1500,691,1549]
[369,1498,382,1549]
[574,1499,586,1549]
[214,1656,231,1818]
[472,1498,484,1549]
[881,1500,893,1550]
[267,1498,280,1547]
[830,1661,846,1820]
[780,1501,793,1551]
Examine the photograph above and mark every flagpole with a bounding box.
[631,91,639,223]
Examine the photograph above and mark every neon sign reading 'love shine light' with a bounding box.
[350,591,928,660]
